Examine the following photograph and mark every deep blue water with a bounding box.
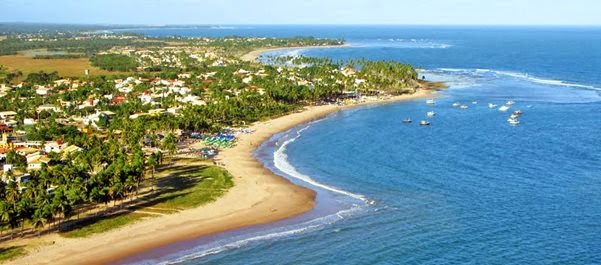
[119,26,601,265]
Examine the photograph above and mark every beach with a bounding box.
[8,90,435,265]
[240,44,350,62]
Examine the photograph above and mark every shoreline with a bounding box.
[240,44,351,62]
[8,90,436,264]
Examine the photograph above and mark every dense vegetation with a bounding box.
[0,65,23,84]
[0,37,166,56]
[24,71,60,84]
[90,54,138,71]
[33,54,84,59]
[0,28,423,241]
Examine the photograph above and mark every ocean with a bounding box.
[118,26,601,265]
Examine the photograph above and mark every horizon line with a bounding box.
[1,22,601,27]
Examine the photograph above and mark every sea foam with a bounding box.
[274,126,370,203]
[433,68,601,91]
[133,125,372,265]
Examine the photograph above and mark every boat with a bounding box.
[426,99,436,105]
[513,110,523,115]
[506,100,515,106]
[498,105,510,112]
[507,118,520,125]
[510,114,519,119]
[452,102,461,107]
[460,105,469,109]
[420,120,431,126]
[402,118,412,123]
[488,103,498,108]
[427,111,436,117]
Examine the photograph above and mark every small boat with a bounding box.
[452,102,461,107]
[420,120,430,126]
[507,118,520,125]
[513,110,523,115]
[498,105,510,112]
[427,111,436,117]
[460,105,469,109]
[488,103,498,109]
[510,114,520,119]
[472,101,478,104]
[426,99,436,105]
[402,118,412,123]
[506,100,515,106]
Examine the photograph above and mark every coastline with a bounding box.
[240,44,351,62]
[8,94,436,264]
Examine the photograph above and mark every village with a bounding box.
[0,40,420,194]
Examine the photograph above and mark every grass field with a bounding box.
[0,54,127,78]
[0,246,27,263]
[60,213,151,238]
[59,163,234,238]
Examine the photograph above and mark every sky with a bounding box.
[1,0,600,25]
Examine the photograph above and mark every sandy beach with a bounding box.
[8,89,435,265]
[240,44,350,62]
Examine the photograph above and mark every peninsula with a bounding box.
[0,23,440,264]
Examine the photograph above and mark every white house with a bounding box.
[23,118,37,126]
[36,104,61,113]
[0,111,17,121]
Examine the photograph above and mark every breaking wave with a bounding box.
[137,125,371,265]
[432,68,601,91]
[353,38,453,49]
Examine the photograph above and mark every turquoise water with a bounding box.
[117,26,601,265]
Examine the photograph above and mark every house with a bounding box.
[242,76,253,84]
[178,73,192,79]
[35,86,52,96]
[0,111,17,121]
[27,156,50,170]
[53,79,72,87]
[139,91,154,104]
[44,140,67,153]
[341,67,357,77]
[36,104,61,113]
[167,107,181,115]
[78,99,99,109]
[61,145,82,159]
[178,95,206,106]
[111,95,127,105]
[23,118,37,126]
[129,113,149,119]
[148,108,165,116]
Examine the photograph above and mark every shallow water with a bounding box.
[118,26,601,265]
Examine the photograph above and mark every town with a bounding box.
[0,27,431,261]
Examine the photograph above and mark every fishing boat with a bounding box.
[507,118,520,125]
[427,111,436,117]
[488,103,498,108]
[402,118,412,123]
[506,100,515,105]
[513,110,523,115]
[452,102,461,107]
[426,99,436,105]
[499,105,510,112]
[460,105,469,109]
[420,120,431,126]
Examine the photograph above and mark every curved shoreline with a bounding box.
[8,91,435,265]
[240,44,351,62]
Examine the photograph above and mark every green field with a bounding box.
[0,246,27,263]
[59,164,234,238]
